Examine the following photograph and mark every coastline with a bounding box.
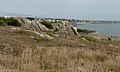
[90,32,120,40]
[77,23,120,40]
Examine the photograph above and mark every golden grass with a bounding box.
[0,27,120,72]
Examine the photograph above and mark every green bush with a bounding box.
[0,21,7,26]
[77,29,95,33]
[0,17,21,26]
[26,17,35,21]
[41,21,53,29]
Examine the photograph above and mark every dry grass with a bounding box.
[0,27,120,72]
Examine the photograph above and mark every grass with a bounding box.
[84,36,98,42]
[80,36,101,44]
[77,29,95,33]
[0,27,120,72]
[44,31,57,37]
[17,30,40,37]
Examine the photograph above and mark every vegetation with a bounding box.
[41,20,53,29]
[0,17,21,26]
[0,25,120,72]
[26,17,35,21]
[44,31,55,37]
[83,36,99,43]
[77,29,95,33]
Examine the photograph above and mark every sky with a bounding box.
[0,0,120,20]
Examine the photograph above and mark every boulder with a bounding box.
[16,17,49,32]
[52,23,79,36]
[16,17,79,38]
[71,26,79,36]
[30,21,49,32]
[15,17,31,30]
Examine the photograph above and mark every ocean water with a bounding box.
[77,23,120,37]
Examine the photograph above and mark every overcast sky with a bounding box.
[0,0,120,20]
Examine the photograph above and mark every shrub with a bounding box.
[0,21,7,26]
[77,29,95,33]
[0,17,21,26]
[41,21,53,29]
[26,17,35,21]
[6,18,21,26]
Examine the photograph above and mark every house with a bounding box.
[4,16,11,18]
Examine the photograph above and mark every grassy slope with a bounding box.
[0,27,120,72]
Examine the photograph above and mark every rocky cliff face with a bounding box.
[15,17,79,39]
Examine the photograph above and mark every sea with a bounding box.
[77,23,120,38]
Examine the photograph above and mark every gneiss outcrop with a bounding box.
[15,17,79,39]
[52,22,79,36]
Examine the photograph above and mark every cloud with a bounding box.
[0,0,120,19]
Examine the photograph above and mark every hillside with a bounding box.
[0,17,120,72]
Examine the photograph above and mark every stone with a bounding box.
[30,21,49,32]
[51,22,79,36]
[71,26,79,36]
[15,17,31,30]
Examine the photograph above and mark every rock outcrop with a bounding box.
[15,17,52,39]
[15,17,79,39]
[30,21,49,32]
[52,23,79,36]
[15,17,31,30]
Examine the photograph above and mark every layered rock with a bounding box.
[16,17,49,32]
[52,23,79,36]
[30,21,49,32]
[15,17,31,30]
[15,17,79,39]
